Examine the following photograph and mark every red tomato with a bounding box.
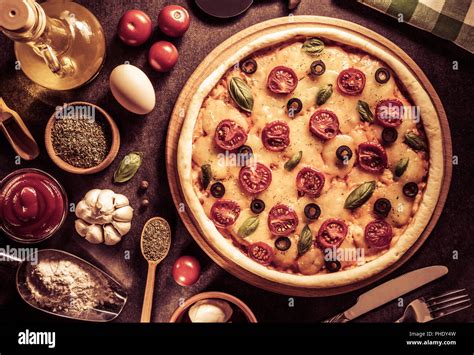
[317,219,348,250]
[172,256,201,286]
[261,120,290,152]
[214,119,248,151]
[210,199,241,227]
[239,163,272,194]
[117,10,152,46]
[296,167,325,197]
[267,66,298,94]
[148,41,179,72]
[337,68,366,95]
[357,141,388,174]
[267,204,299,236]
[365,220,393,248]
[248,242,274,266]
[158,5,190,37]
[309,109,339,140]
[375,99,404,127]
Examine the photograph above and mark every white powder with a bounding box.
[25,257,115,316]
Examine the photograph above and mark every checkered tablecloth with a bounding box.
[358,0,474,53]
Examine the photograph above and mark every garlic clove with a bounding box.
[112,205,134,222]
[113,194,129,209]
[84,224,104,244]
[96,189,115,214]
[103,224,122,246]
[75,200,96,223]
[84,189,101,209]
[75,219,90,237]
[111,221,131,236]
[188,299,233,323]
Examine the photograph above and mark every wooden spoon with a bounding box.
[140,217,172,323]
[0,98,39,160]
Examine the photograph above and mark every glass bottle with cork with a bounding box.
[0,0,106,90]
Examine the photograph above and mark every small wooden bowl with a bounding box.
[169,292,257,323]
[45,102,120,174]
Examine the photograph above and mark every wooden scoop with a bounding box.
[0,98,39,160]
[140,217,171,323]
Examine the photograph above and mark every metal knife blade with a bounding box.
[344,265,448,320]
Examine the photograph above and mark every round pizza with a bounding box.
[178,26,444,288]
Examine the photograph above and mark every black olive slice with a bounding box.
[375,67,391,84]
[240,58,257,74]
[304,203,321,220]
[325,259,341,272]
[336,145,353,162]
[374,198,391,217]
[250,199,265,214]
[275,236,291,251]
[382,127,398,144]
[403,182,418,198]
[287,98,303,117]
[210,182,225,198]
[310,60,326,76]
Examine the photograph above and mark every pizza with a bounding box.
[177,26,444,288]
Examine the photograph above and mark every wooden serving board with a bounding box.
[165,16,452,297]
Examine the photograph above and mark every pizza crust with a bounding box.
[178,26,443,288]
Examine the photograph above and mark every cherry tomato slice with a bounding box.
[357,141,388,174]
[337,68,366,96]
[214,119,248,151]
[309,109,339,140]
[148,41,179,72]
[239,162,272,194]
[261,120,290,152]
[317,218,348,250]
[375,99,404,127]
[118,10,152,46]
[365,219,393,248]
[172,256,201,286]
[248,242,274,266]
[210,200,241,227]
[296,167,325,197]
[158,5,190,37]
[267,204,299,236]
[267,66,298,94]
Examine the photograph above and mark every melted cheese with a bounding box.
[191,39,429,276]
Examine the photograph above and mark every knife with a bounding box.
[323,265,448,323]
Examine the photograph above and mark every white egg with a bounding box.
[109,64,156,115]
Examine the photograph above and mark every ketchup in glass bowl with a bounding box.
[0,169,67,243]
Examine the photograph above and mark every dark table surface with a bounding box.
[0,0,473,323]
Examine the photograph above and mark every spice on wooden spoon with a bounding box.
[140,217,171,322]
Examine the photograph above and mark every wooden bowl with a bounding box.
[166,16,452,296]
[169,292,257,323]
[45,102,120,174]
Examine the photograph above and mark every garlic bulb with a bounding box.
[75,189,133,246]
[188,300,233,323]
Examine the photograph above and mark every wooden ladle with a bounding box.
[140,217,172,323]
[0,98,39,160]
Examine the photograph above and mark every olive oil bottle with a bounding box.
[0,0,106,90]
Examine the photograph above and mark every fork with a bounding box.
[395,289,471,323]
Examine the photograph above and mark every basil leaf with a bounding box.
[357,100,374,123]
[238,216,259,237]
[228,77,254,113]
[113,152,143,183]
[302,38,324,55]
[404,132,426,151]
[395,158,409,177]
[298,224,313,255]
[344,181,376,209]
[284,151,303,171]
[316,84,333,106]
[200,164,212,189]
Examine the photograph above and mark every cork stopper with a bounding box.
[0,0,36,32]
